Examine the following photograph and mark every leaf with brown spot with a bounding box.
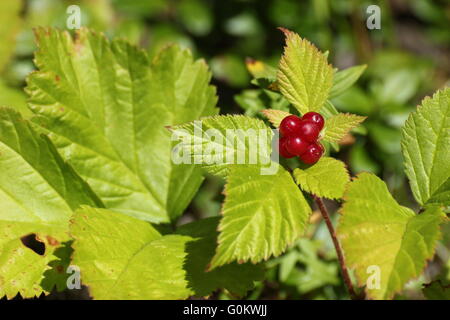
[0,108,101,299]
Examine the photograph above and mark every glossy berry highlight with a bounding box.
[302,112,325,131]
[285,135,309,156]
[299,143,324,164]
[297,120,320,142]
[279,115,302,137]
[277,113,325,164]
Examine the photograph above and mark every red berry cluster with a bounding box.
[279,112,325,164]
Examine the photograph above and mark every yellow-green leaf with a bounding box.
[261,109,291,127]
[26,27,218,223]
[0,0,22,73]
[170,115,274,177]
[338,173,445,300]
[210,165,311,269]
[323,113,366,143]
[0,108,101,299]
[71,206,189,299]
[71,207,262,299]
[246,58,277,80]
[423,280,450,300]
[176,217,264,297]
[277,28,333,114]
[293,157,350,199]
[330,65,367,98]
[401,88,450,206]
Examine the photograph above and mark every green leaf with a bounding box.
[235,90,265,117]
[71,207,262,299]
[176,217,264,297]
[246,58,277,81]
[285,239,339,293]
[71,206,191,300]
[210,165,311,269]
[329,65,366,98]
[0,236,55,299]
[0,0,22,72]
[401,88,450,206]
[210,54,250,87]
[322,113,366,143]
[319,101,340,151]
[0,80,31,118]
[338,173,445,300]
[349,143,381,174]
[372,70,419,105]
[293,157,350,199]
[277,28,334,115]
[0,108,101,299]
[261,109,291,127]
[235,89,289,117]
[26,27,218,223]
[369,122,402,154]
[178,0,212,36]
[278,250,299,282]
[332,86,374,115]
[319,100,339,119]
[423,280,450,300]
[40,241,74,292]
[170,115,273,177]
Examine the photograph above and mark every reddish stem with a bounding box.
[314,196,358,300]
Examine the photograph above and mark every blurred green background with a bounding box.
[1,0,448,300]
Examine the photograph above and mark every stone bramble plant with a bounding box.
[0,27,448,300]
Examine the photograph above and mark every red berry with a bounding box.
[302,112,325,130]
[279,137,295,158]
[285,135,309,156]
[279,115,302,137]
[297,120,320,142]
[300,143,324,164]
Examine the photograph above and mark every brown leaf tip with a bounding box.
[245,57,257,65]
[277,27,293,37]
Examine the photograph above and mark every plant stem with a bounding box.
[313,196,358,300]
